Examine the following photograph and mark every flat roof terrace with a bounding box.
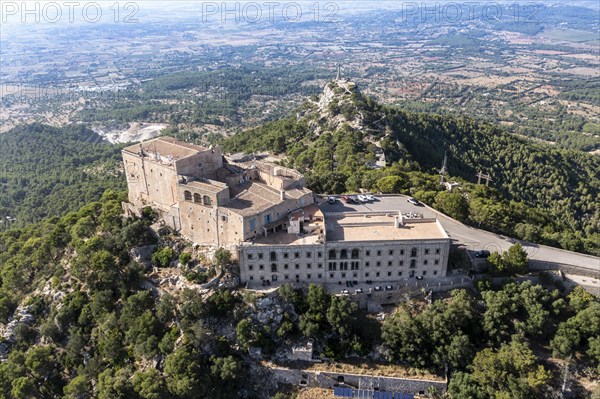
[326,214,448,242]
[184,178,228,193]
[123,137,206,161]
[248,231,323,246]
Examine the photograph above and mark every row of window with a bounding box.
[248,251,323,261]
[248,258,440,273]
[183,191,212,205]
[249,263,324,272]
[247,247,442,261]
[247,269,438,281]
[329,248,440,259]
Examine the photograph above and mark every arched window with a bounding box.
[340,249,348,259]
[203,195,212,205]
[193,193,202,203]
[184,191,192,201]
[271,264,278,272]
[411,247,418,257]
[351,249,359,259]
[270,252,277,262]
[328,249,336,259]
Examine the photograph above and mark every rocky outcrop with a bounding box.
[309,79,366,132]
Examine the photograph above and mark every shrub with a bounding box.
[152,247,174,267]
[179,252,192,266]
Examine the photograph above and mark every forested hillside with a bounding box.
[0,82,597,398]
[0,191,256,398]
[224,80,600,255]
[0,123,125,229]
[0,191,598,398]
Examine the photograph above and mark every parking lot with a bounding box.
[318,195,438,218]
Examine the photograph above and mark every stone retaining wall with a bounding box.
[270,367,446,395]
[529,261,600,279]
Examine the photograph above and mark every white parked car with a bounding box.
[357,195,368,203]
[365,194,375,201]
[327,196,336,204]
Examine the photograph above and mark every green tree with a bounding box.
[97,367,134,399]
[179,252,192,266]
[551,302,600,360]
[470,340,551,398]
[447,371,485,399]
[164,348,203,398]
[236,318,254,351]
[24,346,57,380]
[383,290,479,369]
[10,377,37,399]
[503,243,529,274]
[299,284,330,338]
[381,306,428,367]
[210,355,240,381]
[0,294,16,323]
[435,191,469,220]
[375,175,404,193]
[327,296,358,337]
[133,369,167,399]
[488,244,529,275]
[567,286,596,312]
[214,247,232,268]
[482,282,552,343]
[63,375,91,399]
[152,247,174,267]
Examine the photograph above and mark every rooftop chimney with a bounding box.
[396,211,404,228]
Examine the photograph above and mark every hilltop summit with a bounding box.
[308,76,368,133]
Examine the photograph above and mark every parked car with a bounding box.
[474,250,491,258]
[341,289,349,295]
[357,194,368,203]
[327,196,336,204]
[374,286,382,291]
[365,194,375,201]
[355,288,363,294]
[385,285,394,291]
[416,275,424,280]
[341,195,350,203]
[349,195,359,203]
[407,197,420,206]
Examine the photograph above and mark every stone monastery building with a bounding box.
[122,137,451,286]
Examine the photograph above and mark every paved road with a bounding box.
[320,195,600,271]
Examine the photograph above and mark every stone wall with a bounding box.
[529,260,600,279]
[269,366,446,395]
[353,278,472,310]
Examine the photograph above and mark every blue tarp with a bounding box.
[374,391,394,399]
[334,388,414,399]
[333,387,354,398]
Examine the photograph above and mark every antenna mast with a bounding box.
[439,151,447,185]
